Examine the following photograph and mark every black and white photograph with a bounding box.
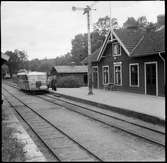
[1,1,165,161]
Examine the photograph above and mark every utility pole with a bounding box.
[72,5,96,95]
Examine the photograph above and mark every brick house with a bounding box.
[82,17,165,96]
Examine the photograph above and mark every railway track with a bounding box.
[2,87,103,161]
[37,93,165,146]
[3,82,165,147]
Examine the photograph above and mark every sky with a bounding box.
[1,1,165,60]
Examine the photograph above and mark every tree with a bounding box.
[123,17,138,29]
[28,58,41,71]
[54,52,73,65]
[90,31,105,53]
[15,50,28,70]
[1,64,9,78]
[137,16,148,29]
[145,22,157,32]
[38,62,50,72]
[71,33,88,65]
[93,16,119,36]
[70,31,106,65]
[5,49,28,77]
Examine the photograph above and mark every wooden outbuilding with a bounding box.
[49,65,88,85]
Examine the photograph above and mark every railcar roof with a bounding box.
[17,71,47,76]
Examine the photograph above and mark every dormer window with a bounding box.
[112,43,121,56]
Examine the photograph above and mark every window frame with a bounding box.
[114,62,122,86]
[102,65,109,85]
[112,42,121,56]
[129,63,139,87]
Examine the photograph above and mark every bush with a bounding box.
[2,123,26,162]
[2,108,26,162]
[57,76,83,88]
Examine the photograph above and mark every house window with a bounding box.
[112,43,121,56]
[129,63,139,87]
[114,63,122,85]
[103,66,109,85]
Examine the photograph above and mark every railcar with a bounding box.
[16,71,48,92]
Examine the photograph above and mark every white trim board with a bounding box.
[97,30,130,62]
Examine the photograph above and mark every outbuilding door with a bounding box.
[145,62,157,96]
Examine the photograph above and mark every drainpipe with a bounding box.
[159,52,165,84]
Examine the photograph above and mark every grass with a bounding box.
[2,108,26,162]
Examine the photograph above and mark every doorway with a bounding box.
[92,66,99,88]
[145,62,158,96]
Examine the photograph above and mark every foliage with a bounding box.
[157,14,164,26]
[5,49,28,77]
[38,59,51,72]
[123,17,138,29]
[1,64,9,78]
[93,16,119,36]
[71,33,88,65]
[28,58,41,71]
[2,123,26,162]
[145,22,157,32]
[137,16,148,29]
[91,31,106,53]
[57,76,83,88]
[54,52,73,65]
[70,31,105,65]
[123,16,161,32]
[28,58,53,73]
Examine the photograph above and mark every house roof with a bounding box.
[81,48,101,64]
[131,28,165,57]
[83,26,165,63]
[53,65,88,73]
[114,28,145,54]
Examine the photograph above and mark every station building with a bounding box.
[82,17,165,96]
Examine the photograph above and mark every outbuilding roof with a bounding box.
[53,65,88,73]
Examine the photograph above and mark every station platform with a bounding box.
[50,87,165,125]
[2,95,47,162]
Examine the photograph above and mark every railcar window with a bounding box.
[29,75,46,81]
